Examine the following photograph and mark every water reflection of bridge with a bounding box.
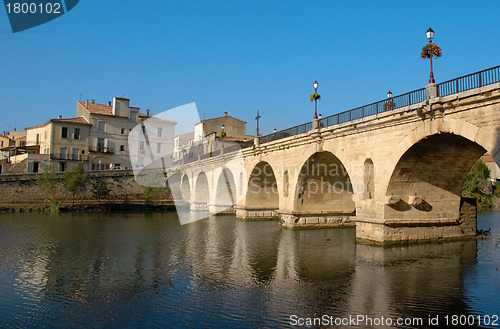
[10,213,478,328]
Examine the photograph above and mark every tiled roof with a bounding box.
[52,117,91,125]
[482,155,495,163]
[77,101,113,115]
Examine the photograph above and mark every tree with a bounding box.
[462,160,492,210]
[64,162,88,206]
[37,164,61,212]
[92,177,111,205]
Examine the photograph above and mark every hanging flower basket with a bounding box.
[420,43,442,59]
[383,101,395,111]
[309,93,321,102]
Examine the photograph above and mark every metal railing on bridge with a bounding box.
[437,65,500,97]
[260,65,500,144]
[260,87,426,143]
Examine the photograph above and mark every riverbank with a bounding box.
[0,199,176,213]
[0,170,175,213]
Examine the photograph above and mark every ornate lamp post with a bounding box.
[313,81,319,119]
[387,90,393,99]
[426,28,436,83]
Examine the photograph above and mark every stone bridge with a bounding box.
[170,67,500,244]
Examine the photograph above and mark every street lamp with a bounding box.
[426,27,436,83]
[313,80,319,119]
[318,114,322,120]
[387,91,392,98]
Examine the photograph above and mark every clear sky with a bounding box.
[1,1,499,136]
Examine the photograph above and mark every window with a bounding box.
[60,148,67,160]
[121,128,126,134]
[98,121,105,132]
[157,127,163,137]
[59,162,66,172]
[73,128,80,140]
[120,145,125,152]
[20,141,26,147]
[0,141,3,147]
[130,112,136,121]
[35,134,40,145]
[44,131,47,139]
[72,149,79,160]
[157,143,161,153]
[61,127,68,138]
[114,163,121,169]
[33,162,39,173]
[97,138,105,152]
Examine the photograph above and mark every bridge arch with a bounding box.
[214,167,237,207]
[180,174,191,201]
[293,151,355,214]
[194,172,209,205]
[382,118,493,220]
[245,161,279,210]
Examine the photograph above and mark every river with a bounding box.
[0,211,498,328]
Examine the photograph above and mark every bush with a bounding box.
[462,160,492,211]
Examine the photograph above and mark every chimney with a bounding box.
[108,101,112,106]
[58,115,62,119]
[147,109,150,117]
[224,111,228,116]
[86,99,88,109]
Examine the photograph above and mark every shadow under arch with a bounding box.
[245,161,279,210]
[385,133,486,219]
[294,151,355,215]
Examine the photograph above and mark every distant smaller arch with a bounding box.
[180,174,191,201]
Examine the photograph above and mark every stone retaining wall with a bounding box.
[0,170,173,210]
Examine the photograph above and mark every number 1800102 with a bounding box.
[6,2,61,14]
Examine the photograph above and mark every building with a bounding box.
[76,98,176,170]
[1,96,177,175]
[173,132,193,161]
[193,112,246,143]
[482,154,500,181]
[25,117,92,172]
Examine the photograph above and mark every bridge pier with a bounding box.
[209,204,236,214]
[235,207,278,220]
[279,212,356,229]
[354,198,477,244]
[190,202,209,212]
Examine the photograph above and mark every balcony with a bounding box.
[50,153,88,161]
[89,146,114,154]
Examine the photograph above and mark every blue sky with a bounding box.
[1,1,499,135]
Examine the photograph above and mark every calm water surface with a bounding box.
[0,211,498,328]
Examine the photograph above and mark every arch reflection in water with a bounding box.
[0,212,495,329]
